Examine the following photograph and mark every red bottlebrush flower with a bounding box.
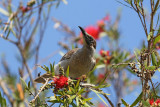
[53,76,68,89]
[99,49,110,57]
[97,20,105,33]
[106,50,110,56]
[98,73,105,79]
[132,80,138,85]
[98,103,105,107]
[155,99,160,105]
[103,14,110,21]
[84,26,99,39]
[99,49,106,57]
[97,20,105,27]
[20,6,31,13]
[149,99,154,105]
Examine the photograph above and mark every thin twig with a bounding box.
[31,78,49,103]
[102,93,114,107]
[85,83,114,107]
[150,79,156,95]
[17,43,37,92]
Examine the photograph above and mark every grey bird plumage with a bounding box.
[34,26,96,83]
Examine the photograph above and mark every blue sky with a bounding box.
[0,0,157,106]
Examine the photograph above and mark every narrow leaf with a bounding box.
[142,100,150,106]
[50,63,53,73]
[20,77,28,88]
[145,66,156,70]
[76,97,79,106]
[130,92,143,107]
[93,91,108,107]
[68,95,76,103]
[66,66,69,77]
[28,81,30,89]
[154,35,160,45]
[121,99,129,106]
[151,52,157,66]
[147,32,153,41]
[0,7,9,16]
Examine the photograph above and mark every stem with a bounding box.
[31,78,49,103]
[17,43,37,93]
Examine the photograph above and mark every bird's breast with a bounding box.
[68,53,94,78]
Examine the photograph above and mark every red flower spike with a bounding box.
[97,20,105,29]
[155,99,160,105]
[53,76,68,89]
[99,49,106,57]
[106,51,110,56]
[103,14,110,21]
[149,99,154,105]
[97,20,105,33]
[98,73,105,79]
[20,6,31,13]
[98,103,105,107]
[85,26,99,39]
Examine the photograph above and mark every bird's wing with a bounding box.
[34,73,53,83]
[60,48,79,61]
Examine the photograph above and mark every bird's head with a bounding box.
[78,26,96,50]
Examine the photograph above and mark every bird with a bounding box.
[34,26,96,83]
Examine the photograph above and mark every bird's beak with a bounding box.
[78,26,87,36]
[78,26,88,44]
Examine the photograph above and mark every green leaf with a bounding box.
[157,59,160,66]
[71,102,77,107]
[75,79,80,89]
[6,29,11,39]
[0,7,9,16]
[121,99,129,106]
[83,98,92,102]
[77,88,85,95]
[66,66,69,77]
[93,84,111,89]
[66,90,72,94]
[157,68,160,72]
[62,0,68,4]
[84,103,90,107]
[130,92,143,107]
[151,52,157,66]
[76,97,79,106]
[148,32,153,41]
[96,64,105,69]
[0,92,7,107]
[37,65,49,73]
[20,77,27,88]
[134,49,140,62]
[145,66,156,70]
[68,95,76,103]
[91,89,108,106]
[44,65,49,72]
[28,81,30,89]
[50,63,53,73]
[142,100,150,106]
[154,35,160,45]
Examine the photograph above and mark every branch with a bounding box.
[82,83,114,107]
[17,43,37,92]
[101,92,114,107]
[30,78,49,103]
